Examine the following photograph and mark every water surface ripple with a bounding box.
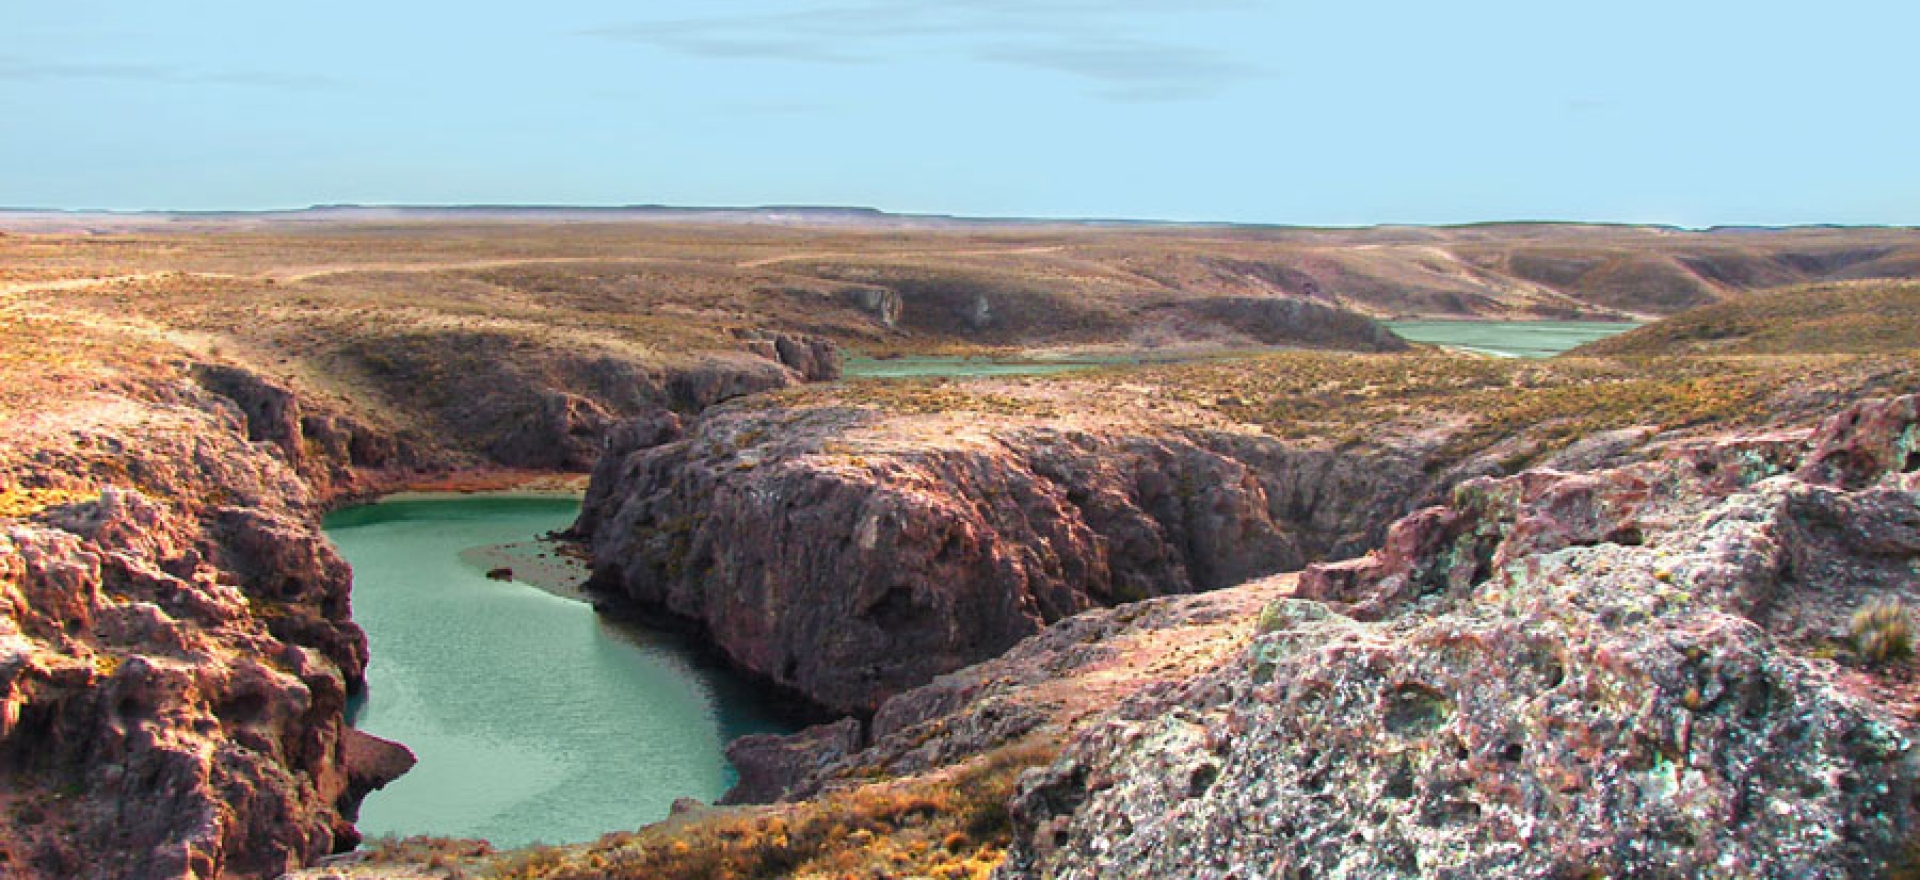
[326,495,795,848]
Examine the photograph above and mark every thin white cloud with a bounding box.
[583,1,1264,102]
[0,56,339,90]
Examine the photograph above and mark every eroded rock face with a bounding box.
[0,343,856,877]
[840,286,903,328]
[195,363,417,498]
[578,406,1422,715]
[0,491,410,879]
[486,392,616,471]
[0,378,418,879]
[1161,296,1411,352]
[1001,396,1920,879]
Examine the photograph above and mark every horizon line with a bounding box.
[1,203,1916,234]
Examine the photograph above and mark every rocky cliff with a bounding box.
[577,400,1428,716]
[0,330,850,878]
[999,395,1920,879]
[0,375,415,879]
[339,330,840,472]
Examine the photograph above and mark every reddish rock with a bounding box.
[486,391,616,471]
[736,330,842,382]
[1798,393,1920,489]
[578,405,1422,715]
[1004,394,1920,880]
[0,377,410,879]
[719,717,863,805]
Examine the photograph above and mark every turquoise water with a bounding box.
[845,322,1638,378]
[325,495,796,848]
[1384,320,1639,358]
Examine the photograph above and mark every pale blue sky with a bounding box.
[3,1,1915,225]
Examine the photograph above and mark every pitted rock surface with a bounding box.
[1000,396,1920,879]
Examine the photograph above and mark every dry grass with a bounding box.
[455,741,1056,880]
[1853,599,1915,665]
[1576,281,1920,356]
[0,487,92,519]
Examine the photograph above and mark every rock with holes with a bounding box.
[0,399,408,879]
[1001,395,1920,879]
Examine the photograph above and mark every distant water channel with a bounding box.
[325,495,797,848]
[842,321,1637,379]
[1383,319,1638,358]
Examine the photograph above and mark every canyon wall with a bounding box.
[577,404,1430,716]
[0,335,841,878]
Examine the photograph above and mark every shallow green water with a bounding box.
[325,495,796,848]
[1384,320,1639,358]
[845,322,1637,378]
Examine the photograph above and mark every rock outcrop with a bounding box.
[578,404,1425,715]
[720,717,863,806]
[339,330,828,472]
[1154,296,1411,352]
[720,576,1293,806]
[0,339,854,876]
[194,363,416,498]
[0,383,413,879]
[1000,395,1920,879]
[739,331,843,383]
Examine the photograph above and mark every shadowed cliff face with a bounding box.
[334,330,840,472]
[576,403,1429,716]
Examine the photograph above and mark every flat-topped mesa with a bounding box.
[575,402,1426,716]
[1000,394,1920,879]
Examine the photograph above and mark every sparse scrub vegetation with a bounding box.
[359,741,1058,880]
[9,219,1920,879]
[1576,282,1920,357]
[1852,599,1915,665]
[0,486,92,518]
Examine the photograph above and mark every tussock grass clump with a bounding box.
[1852,599,1915,665]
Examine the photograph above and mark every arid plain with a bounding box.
[2,211,1918,879]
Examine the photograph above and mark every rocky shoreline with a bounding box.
[0,332,845,878]
[574,404,1429,716]
[592,392,1918,879]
